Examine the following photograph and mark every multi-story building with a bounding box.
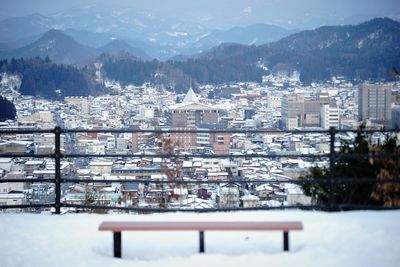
[392,105,400,129]
[64,96,90,115]
[168,87,223,149]
[281,93,304,130]
[197,123,231,155]
[321,104,340,129]
[169,87,219,128]
[358,83,392,127]
[34,133,65,153]
[170,128,197,148]
[267,94,282,110]
[303,100,322,127]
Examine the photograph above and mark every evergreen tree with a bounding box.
[0,58,95,99]
[0,96,16,121]
[301,128,400,208]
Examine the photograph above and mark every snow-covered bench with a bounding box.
[99,221,303,258]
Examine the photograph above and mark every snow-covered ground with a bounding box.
[1,210,399,267]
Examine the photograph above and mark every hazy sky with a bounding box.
[1,0,399,29]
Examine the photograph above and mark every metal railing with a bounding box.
[0,126,399,214]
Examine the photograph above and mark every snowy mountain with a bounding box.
[0,30,151,64]
[183,17,400,83]
[0,29,96,64]
[190,24,298,50]
[96,40,151,61]
[0,7,297,60]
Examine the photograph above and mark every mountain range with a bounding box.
[0,29,150,64]
[0,16,399,87]
[0,11,297,60]
[184,17,400,83]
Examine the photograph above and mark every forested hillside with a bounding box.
[0,58,100,99]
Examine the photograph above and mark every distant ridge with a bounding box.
[0,30,151,64]
[0,29,96,64]
[1,17,398,85]
[180,17,400,83]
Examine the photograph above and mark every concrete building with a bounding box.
[197,123,231,155]
[170,128,197,148]
[391,105,400,129]
[0,141,31,154]
[65,96,90,115]
[303,100,322,127]
[358,83,392,127]
[321,104,340,129]
[34,133,65,154]
[168,87,223,149]
[281,93,304,129]
[267,95,282,109]
[169,87,219,128]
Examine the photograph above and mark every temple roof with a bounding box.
[170,102,216,111]
[182,87,199,104]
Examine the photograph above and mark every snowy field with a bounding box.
[1,210,399,267]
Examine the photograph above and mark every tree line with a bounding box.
[302,128,400,208]
[0,57,99,99]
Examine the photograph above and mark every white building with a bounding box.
[320,104,340,129]
[267,95,282,109]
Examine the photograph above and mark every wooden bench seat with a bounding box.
[99,221,303,258]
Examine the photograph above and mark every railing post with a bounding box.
[329,127,336,211]
[54,126,62,214]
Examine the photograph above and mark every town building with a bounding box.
[321,104,340,129]
[358,83,392,127]
[169,87,219,128]
[281,93,304,129]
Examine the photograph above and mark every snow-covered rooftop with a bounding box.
[182,87,199,104]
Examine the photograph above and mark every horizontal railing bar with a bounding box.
[1,128,399,135]
[63,153,329,158]
[0,129,55,134]
[63,129,399,134]
[61,203,400,211]
[0,178,55,183]
[61,178,298,184]
[64,153,400,159]
[1,152,399,159]
[1,203,398,211]
[65,129,324,134]
[60,178,400,184]
[0,204,54,209]
[0,154,54,158]
[62,203,325,212]
[1,177,398,184]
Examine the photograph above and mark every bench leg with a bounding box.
[114,232,122,258]
[199,231,205,253]
[283,231,289,251]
